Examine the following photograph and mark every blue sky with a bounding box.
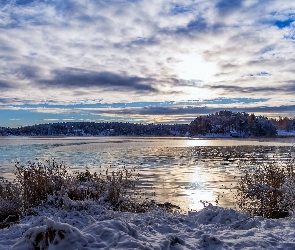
[0,0,295,127]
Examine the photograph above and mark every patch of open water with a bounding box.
[0,136,294,211]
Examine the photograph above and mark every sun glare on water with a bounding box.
[182,187,216,211]
[184,164,216,211]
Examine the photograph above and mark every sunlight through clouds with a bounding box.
[174,53,217,82]
[0,0,295,126]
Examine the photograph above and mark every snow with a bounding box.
[190,133,233,138]
[2,203,295,249]
[277,130,295,137]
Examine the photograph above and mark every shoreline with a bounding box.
[1,133,295,138]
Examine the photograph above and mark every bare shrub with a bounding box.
[236,151,295,218]
[68,166,138,205]
[0,177,21,225]
[0,159,160,228]
[0,160,140,218]
[14,160,70,210]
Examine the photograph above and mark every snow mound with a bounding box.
[3,204,295,249]
[11,218,99,250]
[83,219,144,249]
[190,204,248,225]
[188,204,262,230]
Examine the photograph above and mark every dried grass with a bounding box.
[236,151,295,218]
[0,177,21,224]
[0,160,141,226]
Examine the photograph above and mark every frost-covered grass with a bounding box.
[0,160,148,228]
[236,149,295,218]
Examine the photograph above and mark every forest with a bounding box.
[0,110,294,137]
[189,110,282,137]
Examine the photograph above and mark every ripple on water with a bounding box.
[0,137,294,211]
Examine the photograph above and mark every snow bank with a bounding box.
[1,204,295,249]
[277,130,295,137]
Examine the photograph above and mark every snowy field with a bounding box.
[1,202,295,250]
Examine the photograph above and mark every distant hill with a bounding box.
[189,110,278,137]
[1,110,294,137]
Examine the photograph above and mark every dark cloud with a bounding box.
[39,69,158,93]
[209,83,295,94]
[0,65,43,86]
[136,106,216,116]
[215,0,244,15]
[209,84,279,94]
[0,80,13,90]
[16,65,41,79]
[90,105,295,117]
[283,81,295,92]
[92,106,220,116]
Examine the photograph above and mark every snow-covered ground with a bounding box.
[190,130,295,139]
[190,133,233,138]
[277,130,295,137]
[2,202,295,249]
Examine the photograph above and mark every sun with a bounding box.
[174,53,217,82]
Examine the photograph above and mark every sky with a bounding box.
[0,0,295,127]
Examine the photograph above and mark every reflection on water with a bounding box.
[0,136,294,212]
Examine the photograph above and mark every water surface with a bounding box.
[0,136,294,211]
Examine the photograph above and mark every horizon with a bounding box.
[1,1,295,127]
[2,110,293,129]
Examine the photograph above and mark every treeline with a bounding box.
[0,122,189,136]
[189,110,278,137]
[1,111,294,137]
[270,117,295,131]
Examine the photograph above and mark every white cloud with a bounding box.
[0,0,295,124]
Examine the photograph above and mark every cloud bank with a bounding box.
[0,0,295,126]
